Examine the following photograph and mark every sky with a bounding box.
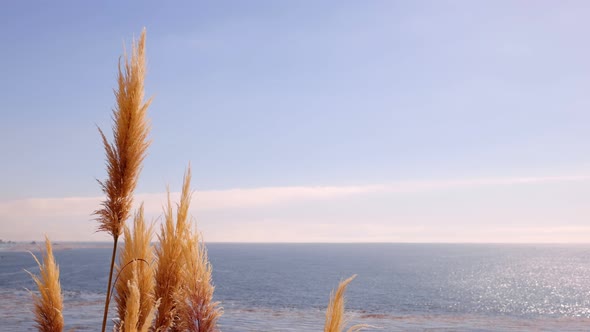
[1,1,590,242]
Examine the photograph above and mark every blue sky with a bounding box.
[2,1,590,242]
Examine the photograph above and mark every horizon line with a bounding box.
[6,240,590,245]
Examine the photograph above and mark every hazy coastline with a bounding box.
[0,241,113,252]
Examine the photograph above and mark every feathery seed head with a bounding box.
[115,205,155,332]
[123,271,141,332]
[175,230,222,332]
[95,29,151,238]
[28,236,64,332]
[324,275,368,332]
[153,167,193,331]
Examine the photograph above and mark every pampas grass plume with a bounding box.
[115,205,155,331]
[175,229,222,332]
[123,272,141,332]
[122,270,159,332]
[153,167,193,331]
[28,236,64,332]
[95,28,151,238]
[324,275,368,332]
[96,28,152,332]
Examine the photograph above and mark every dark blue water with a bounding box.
[2,243,590,331]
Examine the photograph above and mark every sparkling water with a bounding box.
[2,243,590,331]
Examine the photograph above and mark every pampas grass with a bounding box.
[153,166,222,332]
[95,28,151,238]
[153,168,193,331]
[121,270,159,332]
[115,205,155,332]
[26,28,370,332]
[324,275,367,332]
[95,28,152,332]
[122,271,141,332]
[175,224,222,332]
[28,236,64,332]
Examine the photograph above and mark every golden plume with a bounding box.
[153,167,193,331]
[115,205,155,331]
[122,271,141,332]
[324,275,368,332]
[95,28,151,238]
[122,269,159,332]
[175,229,222,332]
[28,236,64,332]
[96,28,152,332]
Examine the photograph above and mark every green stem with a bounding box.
[101,235,119,332]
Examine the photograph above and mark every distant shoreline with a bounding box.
[2,241,590,253]
[0,242,113,252]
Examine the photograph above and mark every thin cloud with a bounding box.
[2,174,590,242]
[1,174,589,219]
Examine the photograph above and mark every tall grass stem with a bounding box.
[101,236,119,332]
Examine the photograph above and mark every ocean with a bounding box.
[1,243,590,331]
